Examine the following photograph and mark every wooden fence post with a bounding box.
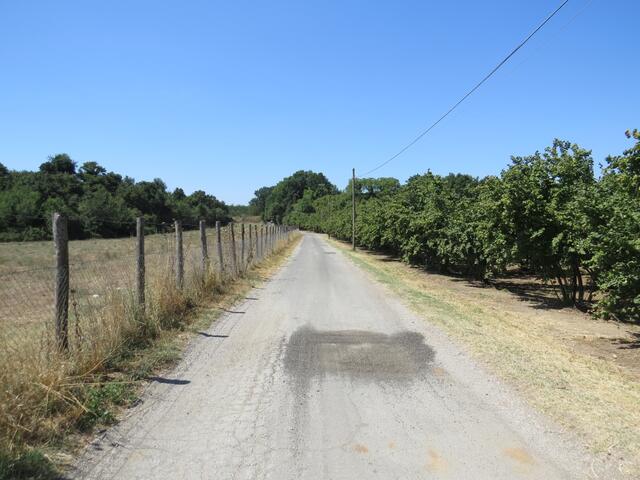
[230,222,238,275]
[240,223,245,272]
[175,220,183,289]
[248,223,253,266]
[266,225,270,254]
[136,217,145,309]
[259,225,264,260]
[216,220,223,276]
[200,220,208,275]
[53,212,69,352]
[253,225,258,261]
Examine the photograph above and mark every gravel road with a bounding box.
[73,233,596,479]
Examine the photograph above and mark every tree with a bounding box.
[262,171,337,223]
[0,162,9,191]
[584,130,640,320]
[39,154,76,174]
[499,140,596,303]
[249,186,273,216]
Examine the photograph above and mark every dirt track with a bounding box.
[73,233,609,479]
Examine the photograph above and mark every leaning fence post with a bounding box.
[53,212,69,352]
[240,223,245,272]
[136,217,145,309]
[216,220,224,277]
[230,222,238,275]
[175,220,184,289]
[200,220,208,275]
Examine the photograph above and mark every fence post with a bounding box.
[240,223,245,272]
[216,220,224,277]
[136,217,145,309]
[230,222,238,275]
[253,225,259,261]
[200,220,208,275]
[53,212,69,352]
[266,225,270,254]
[254,225,260,262]
[175,220,183,289]
[248,223,253,266]
[256,225,260,259]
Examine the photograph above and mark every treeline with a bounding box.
[253,132,640,322]
[0,154,232,241]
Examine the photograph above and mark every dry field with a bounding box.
[0,224,259,335]
[331,238,640,478]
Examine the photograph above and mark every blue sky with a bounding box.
[0,1,637,204]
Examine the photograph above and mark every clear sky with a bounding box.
[0,1,637,204]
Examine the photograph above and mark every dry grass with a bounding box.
[331,239,640,478]
[0,226,299,479]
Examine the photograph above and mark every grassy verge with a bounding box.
[0,233,301,480]
[331,238,640,477]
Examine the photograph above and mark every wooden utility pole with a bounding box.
[53,212,69,351]
[136,217,145,309]
[352,168,356,250]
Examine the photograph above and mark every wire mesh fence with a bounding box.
[0,219,296,354]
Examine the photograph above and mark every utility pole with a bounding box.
[352,167,356,251]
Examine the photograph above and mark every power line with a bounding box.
[361,0,570,176]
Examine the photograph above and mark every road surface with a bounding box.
[74,233,593,479]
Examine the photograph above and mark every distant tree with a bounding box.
[349,177,401,198]
[0,162,9,191]
[79,161,106,177]
[39,154,76,174]
[227,204,251,217]
[263,171,337,223]
[78,186,134,238]
[249,186,274,216]
[172,188,186,201]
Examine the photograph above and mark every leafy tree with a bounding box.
[249,186,273,216]
[270,134,640,321]
[499,140,595,302]
[262,171,337,223]
[584,130,640,320]
[39,154,76,174]
[0,162,9,191]
[1,155,231,240]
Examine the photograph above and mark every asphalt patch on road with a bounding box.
[284,326,434,390]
